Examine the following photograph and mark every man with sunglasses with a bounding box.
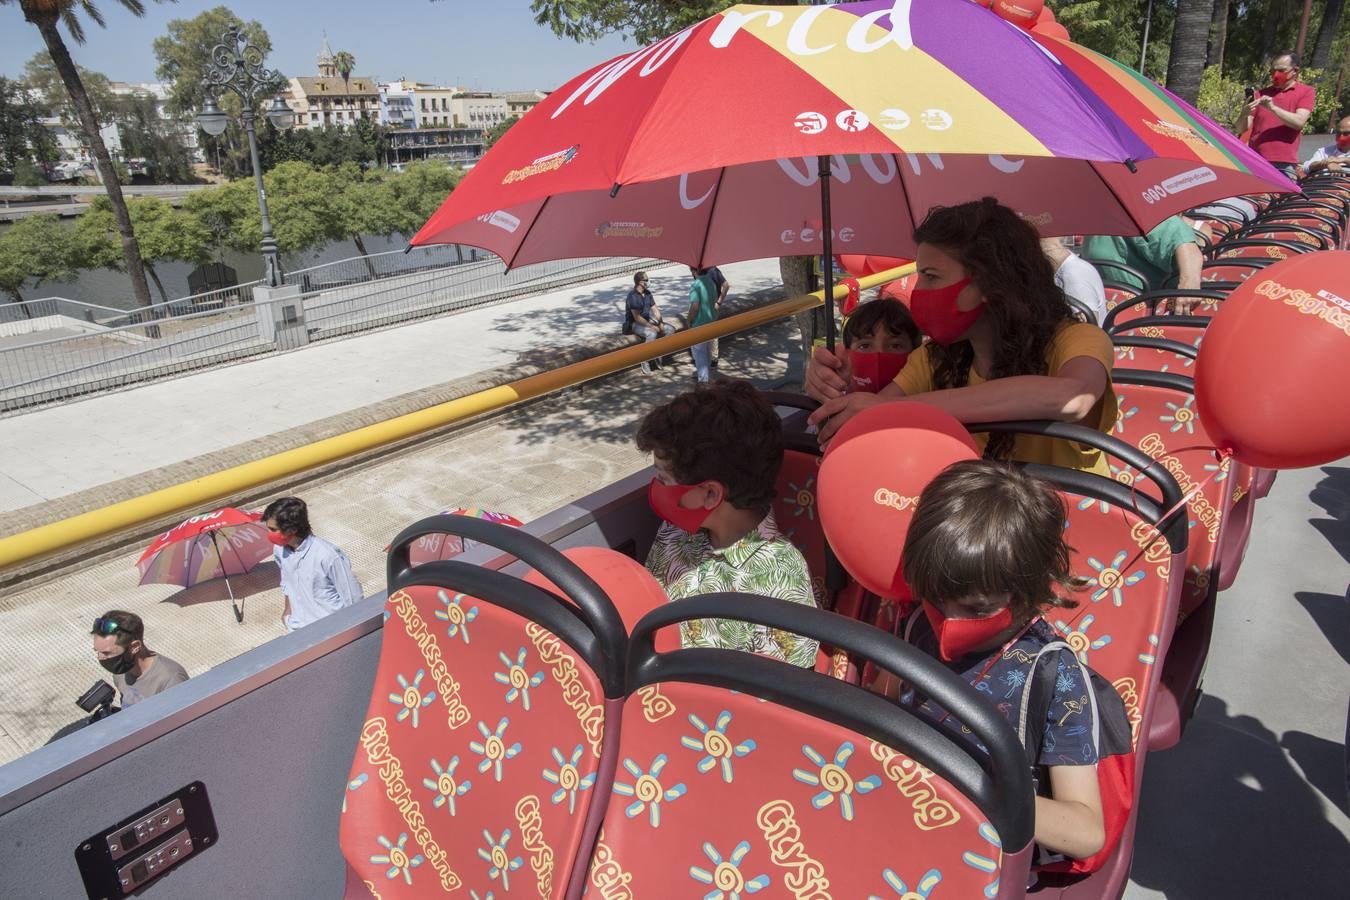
[1245,52,1315,179]
[1303,115,1350,177]
[90,611,189,707]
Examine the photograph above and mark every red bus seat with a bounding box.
[1211,237,1313,262]
[1235,223,1334,250]
[595,593,1036,900]
[340,517,628,900]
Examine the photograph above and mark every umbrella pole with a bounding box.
[210,532,244,623]
[818,154,837,351]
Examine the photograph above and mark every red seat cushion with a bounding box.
[773,449,828,608]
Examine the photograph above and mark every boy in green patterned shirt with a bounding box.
[637,380,819,667]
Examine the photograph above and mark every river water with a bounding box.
[1,224,479,311]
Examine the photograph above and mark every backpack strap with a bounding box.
[1017,641,1103,768]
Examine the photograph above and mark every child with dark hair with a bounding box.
[637,379,818,667]
[840,295,921,393]
[877,459,1126,860]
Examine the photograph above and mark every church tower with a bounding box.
[317,32,336,77]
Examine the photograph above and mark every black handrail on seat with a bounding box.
[1106,314,1212,337]
[1101,289,1228,331]
[965,420,1188,553]
[1111,367,1196,394]
[387,515,628,697]
[1110,335,1199,360]
[627,592,1037,850]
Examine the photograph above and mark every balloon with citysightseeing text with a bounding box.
[993,0,1044,29]
[819,404,978,598]
[1195,252,1350,469]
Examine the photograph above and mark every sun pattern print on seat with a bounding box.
[339,585,608,899]
[590,682,1006,898]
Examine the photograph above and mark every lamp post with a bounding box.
[196,25,295,287]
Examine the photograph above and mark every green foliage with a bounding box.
[1300,67,1342,133]
[0,214,78,301]
[113,88,195,183]
[0,75,57,171]
[78,195,214,269]
[13,157,45,185]
[256,116,385,172]
[22,50,118,128]
[153,6,276,118]
[1197,64,1250,131]
[529,0,737,44]
[484,115,520,151]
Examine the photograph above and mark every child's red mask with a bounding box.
[848,350,909,393]
[648,478,716,533]
[922,600,1015,662]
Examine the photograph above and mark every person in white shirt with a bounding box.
[1041,238,1107,325]
[1303,115,1350,177]
[263,497,363,631]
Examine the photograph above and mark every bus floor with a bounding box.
[1124,461,1350,898]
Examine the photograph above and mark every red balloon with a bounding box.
[523,546,678,651]
[879,273,916,305]
[1032,21,1070,40]
[819,405,978,598]
[993,0,1044,28]
[1195,252,1350,469]
[837,254,871,278]
[863,256,911,277]
[1036,4,1056,22]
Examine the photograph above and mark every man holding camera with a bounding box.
[1246,52,1315,179]
[91,611,189,707]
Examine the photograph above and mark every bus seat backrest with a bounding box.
[1108,377,1236,618]
[590,681,1009,899]
[341,561,617,899]
[773,448,829,608]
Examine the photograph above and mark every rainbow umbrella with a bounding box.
[136,508,273,622]
[413,0,1158,344]
[389,508,525,567]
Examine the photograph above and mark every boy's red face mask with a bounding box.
[848,349,909,393]
[922,600,1015,662]
[648,479,717,533]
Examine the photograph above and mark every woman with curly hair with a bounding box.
[807,197,1117,474]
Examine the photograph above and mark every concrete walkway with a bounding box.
[0,258,783,518]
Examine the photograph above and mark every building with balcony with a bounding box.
[449,91,510,129]
[502,90,549,118]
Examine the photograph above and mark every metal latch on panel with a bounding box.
[75,781,218,898]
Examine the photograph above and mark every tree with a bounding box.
[77,196,213,302]
[1167,0,1216,103]
[3,0,168,314]
[152,6,278,180]
[484,115,520,151]
[333,49,355,90]
[0,75,57,172]
[528,0,733,45]
[1207,0,1231,69]
[1312,0,1345,69]
[0,214,78,308]
[114,88,195,183]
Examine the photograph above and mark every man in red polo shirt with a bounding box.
[1245,52,1315,179]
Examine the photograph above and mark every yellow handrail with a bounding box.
[0,264,914,570]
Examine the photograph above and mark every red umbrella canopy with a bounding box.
[396,508,526,567]
[412,2,1290,268]
[136,508,272,588]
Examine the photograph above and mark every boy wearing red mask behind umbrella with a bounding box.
[875,459,1126,861]
[637,380,819,667]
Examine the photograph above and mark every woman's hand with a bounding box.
[807,391,891,444]
[805,345,850,401]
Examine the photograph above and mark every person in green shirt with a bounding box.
[1081,215,1203,313]
[686,269,718,383]
[638,380,819,667]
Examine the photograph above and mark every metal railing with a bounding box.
[0,251,662,414]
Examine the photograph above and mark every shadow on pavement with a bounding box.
[1293,591,1350,667]
[1281,729,1350,815]
[157,562,280,618]
[1130,695,1350,899]
[1310,466,1350,565]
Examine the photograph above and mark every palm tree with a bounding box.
[1165,0,1215,106]
[333,50,355,91]
[3,0,165,314]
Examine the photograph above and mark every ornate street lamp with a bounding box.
[196,25,294,287]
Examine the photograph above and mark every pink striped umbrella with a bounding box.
[136,508,273,622]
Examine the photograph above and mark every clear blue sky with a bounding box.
[0,0,633,91]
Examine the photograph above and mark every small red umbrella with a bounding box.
[387,508,525,567]
[136,508,273,622]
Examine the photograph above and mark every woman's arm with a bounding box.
[807,356,1104,443]
[1035,765,1106,859]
